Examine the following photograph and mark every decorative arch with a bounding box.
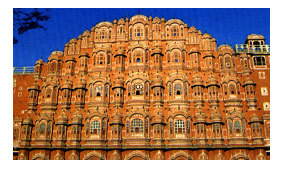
[125,150,149,160]
[170,151,193,160]
[32,153,49,160]
[231,153,250,160]
[83,151,105,160]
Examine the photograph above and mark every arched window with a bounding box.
[102,120,106,134]
[174,84,182,95]
[225,56,231,69]
[145,119,149,134]
[229,84,236,95]
[90,121,100,135]
[126,119,130,133]
[86,121,89,135]
[184,84,188,96]
[99,53,104,65]
[95,86,102,97]
[51,61,56,73]
[234,121,241,135]
[46,88,52,98]
[131,119,143,134]
[187,119,191,134]
[175,120,185,134]
[228,121,232,134]
[40,123,46,135]
[171,27,178,37]
[107,54,110,65]
[104,85,109,97]
[173,52,180,63]
[128,84,131,96]
[133,83,143,96]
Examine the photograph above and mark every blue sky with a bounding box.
[13,8,270,67]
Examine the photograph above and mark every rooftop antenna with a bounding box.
[138,9,140,15]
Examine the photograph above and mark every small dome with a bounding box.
[189,47,199,54]
[62,78,73,89]
[197,30,202,35]
[74,78,86,89]
[203,51,214,58]
[249,114,262,123]
[65,55,76,62]
[247,34,265,40]
[194,109,207,123]
[152,73,163,88]
[210,110,222,122]
[48,51,63,61]
[28,83,40,91]
[81,51,89,56]
[113,73,124,88]
[35,59,44,65]
[23,116,33,125]
[69,38,77,43]
[243,76,256,87]
[111,110,122,124]
[218,44,234,55]
[83,30,90,37]
[202,33,212,39]
[161,17,165,22]
[152,109,164,124]
[153,16,160,23]
[192,73,204,87]
[206,74,219,87]
[57,112,68,124]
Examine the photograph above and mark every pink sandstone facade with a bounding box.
[13,14,270,160]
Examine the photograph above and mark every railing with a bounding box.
[13,66,34,74]
[235,44,270,54]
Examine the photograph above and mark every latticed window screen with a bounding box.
[169,84,172,96]
[234,121,241,134]
[40,123,46,135]
[175,120,185,134]
[105,85,108,97]
[145,119,148,133]
[131,119,143,133]
[184,84,188,95]
[170,120,173,134]
[102,121,106,131]
[174,84,182,95]
[228,121,232,133]
[90,121,100,135]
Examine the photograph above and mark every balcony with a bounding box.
[13,66,34,74]
[235,44,270,54]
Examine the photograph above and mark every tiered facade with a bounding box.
[13,14,270,160]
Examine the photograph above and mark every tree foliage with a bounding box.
[13,8,50,44]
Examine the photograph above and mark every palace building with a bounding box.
[13,14,270,160]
